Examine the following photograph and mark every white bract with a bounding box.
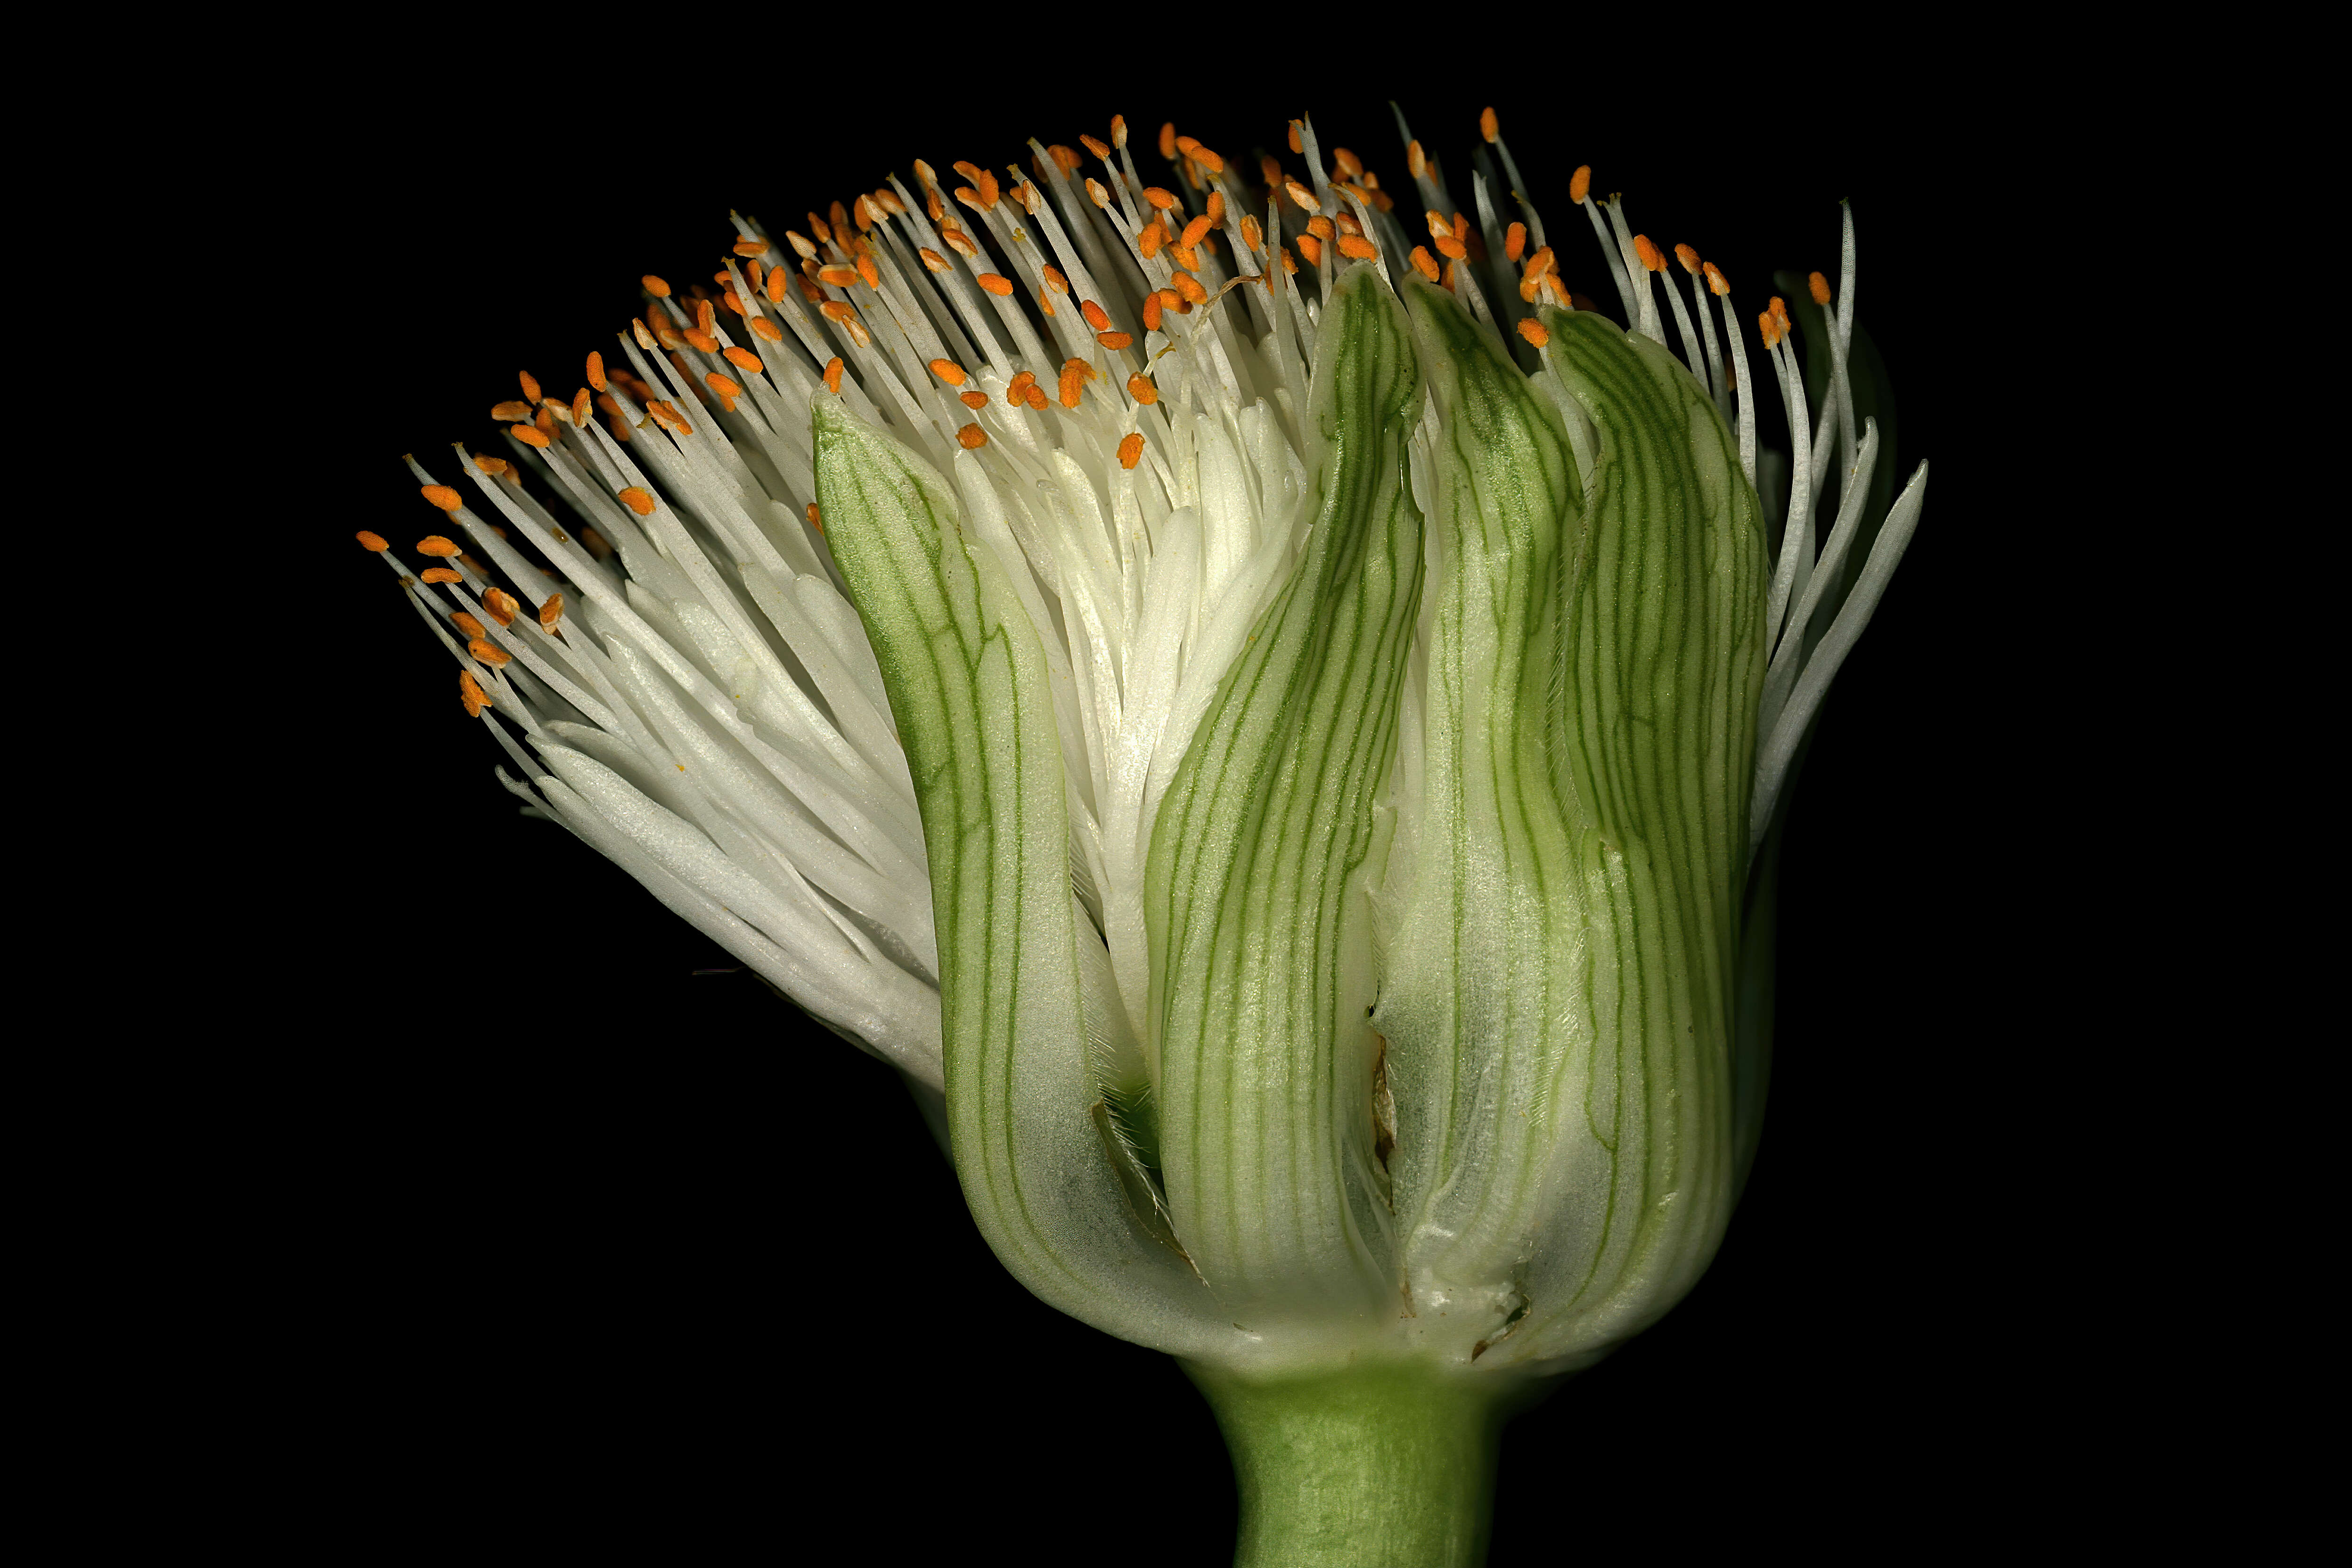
[369,110,1924,1380]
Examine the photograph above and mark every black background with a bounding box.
[222,53,2095,1560]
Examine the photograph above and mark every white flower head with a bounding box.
[363,106,1924,1380]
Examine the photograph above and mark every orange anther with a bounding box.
[1058,364,1085,408]
[1337,234,1375,261]
[743,317,781,345]
[1674,243,1702,274]
[681,328,718,353]
[491,400,532,423]
[1157,122,1176,159]
[1171,272,1208,303]
[482,588,520,627]
[1022,381,1049,410]
[923,358,965,387]
[1109,114,1128,148]
[1435,237,1467,260]
[807,212,833,244]
[467,637,513,668]
[723,346,763,374]
[1297,234,1323,267]
[1503,222,1527,263]
[512,424,551,449]
[1770,295,1791,329]
[1410,246,1440,282]
[1479,106,1499,143]
[805,503,823,530]
[1141,291,1163,331]
[356,530,389,551]
[1809,270,1832,306]
[1517,318,1551,348]
[1084,177,1111,208]
[537,592,564,631]
[1180,213,1213,250]
[1096,330,1134,350]
[642,275,672,298]
[785,231,818,260]
[976,273,1015,296]
[1080,133,1111,159]
[1633,234,1666,273]
[823,358,844,394]
[1331,147,1363,180]
[1079,299,1112,331]
[459,670,493,716]
[451,611,487,639]
[1126,372,1157,405]
[1240,214,1263,253]
[1118,432,1145,470]
[1284,179,1318,213]
[421,484,464,513]
[1189,143,1225,174]
[646,401,692,436]
[1407,140,1428,178]
[1525,245,1556,279]
[1287,120,1303,155]
[959,389,989,408]
[1205,189,1225,224]
[618,486,656,516]
[820,301,857,323]
[733,235,769,258]
[1704,261,1729,297]
[474,455,509,475]
[819,264,858,288]
[421,567,462,584]
[1041,264,1070,294]
[568,388,589,427]
[417,534,460,557]
[1143,186,1178,210]
[857,253,880,289]
[956,423,989,449]
[1138,220,1167,259]
[1569,165,1592,204]
[830,200,850,236]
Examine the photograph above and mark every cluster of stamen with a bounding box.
[356,107,1863,1071]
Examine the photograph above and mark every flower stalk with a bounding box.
[363,106,1926,1563]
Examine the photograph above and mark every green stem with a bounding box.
[1183,1359,1538,1568]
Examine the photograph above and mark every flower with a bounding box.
[363,106,1925,1563]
